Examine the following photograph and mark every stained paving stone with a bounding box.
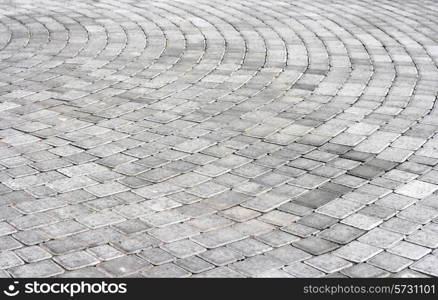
[1,0,438,278]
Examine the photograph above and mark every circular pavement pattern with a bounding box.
[0,0,438,278]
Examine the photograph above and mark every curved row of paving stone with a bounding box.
[0,0,438,277]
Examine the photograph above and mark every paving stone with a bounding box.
[281,223,319,238]
[293,237,339,256]
[8,260,64,277]
[305,254,352,273]
[388,241,431,260]
[358,228,404,249]
[230,255,284,277]
[142,263,191,278]
[54,251,99,270]
[283,262,325,277]
[228,238,272,257]
[161,239,206,258]
[380,217,421,235]
[334,241,382,263]
[410,255,438,277]
[14,246,52,263]
[175,256,214,273]
[396,180,438,199]
[318,224,365,244]
[0,0,437,279]
[368,252,413,272]
[98,255,151,277]
[298,213,338,230]
[406,230,438,248]
[87,245,124,261]
[316,198,364,218]
[192,266,245,278]
[199,247,244,266]
[256,230,300,247]
[341,263,390,278]
[0,251,24,269]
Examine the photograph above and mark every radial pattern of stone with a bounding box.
[0,0,438,278]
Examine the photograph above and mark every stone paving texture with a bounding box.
[0,0,437,278]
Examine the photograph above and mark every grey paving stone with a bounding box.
[8,260,64,277]
[228,238,272,258]
[54,251,99,270]
[293,237,339,256]
[256,230,300,247]
[142,263,191,278]
[305,254,353,273]
[175,256,214,273]
[0,0,437,279]
[14,246,52,263]
[161,239,206,258]
[341,263,390,278]
[334,241,382,263]
[388,241,431,260]
[199,247,244,266]
[98,255,151,277]
[410,255,438,277]
[87,245,124,261]
[230,255,284,277]
[283,262,325,277]
[358,228,404,249]
[0,251,24,269]
[368,252,413,272]
[318,224,365,244]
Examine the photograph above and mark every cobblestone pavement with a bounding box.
[0,0,437,278]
